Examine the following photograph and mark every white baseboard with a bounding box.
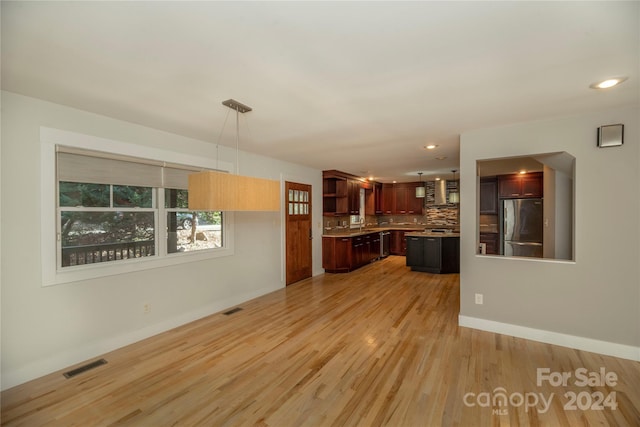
[458,315,640,362]
[1,286,279,391]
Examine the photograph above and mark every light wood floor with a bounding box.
[2,256,639,426]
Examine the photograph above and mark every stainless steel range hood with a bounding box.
[434,180,448,205]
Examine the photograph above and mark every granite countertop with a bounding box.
[323,225,458,238]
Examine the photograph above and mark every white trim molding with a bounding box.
[40,127,236,286]
[1,285,279,390]
[459,315,640,362]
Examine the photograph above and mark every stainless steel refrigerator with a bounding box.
[501,198,543,258]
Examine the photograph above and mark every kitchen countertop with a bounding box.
[323,226,459,238]
[405,231,460,238]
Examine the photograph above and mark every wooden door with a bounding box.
[285,181,312,285]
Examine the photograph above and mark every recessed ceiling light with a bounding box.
[435,177,441,181]
[519,170,527,175]
[590,77,627,89]
[425,144,438,150]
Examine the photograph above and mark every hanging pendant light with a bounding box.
[415,172,425,198]
[448,169,460,204]
[188,99,280,211]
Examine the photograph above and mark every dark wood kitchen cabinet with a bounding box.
[322,172,348,216]
[498,172,543,198]
[394,185,409,214]
[322,236,352,272]
[374,182,383,214]
[405,236,424,266]
[405,235,459,274]
[407,183,424,214]
[382,184,395,214]
[323,170,369,216]
[479,233,499,255]
[322,232,381,273]
[370,232,381,259]
[390,230,407,255]
[352,235,365,267]
[479,177,498,214]
[348,179,362,215]
[383,182,423,215]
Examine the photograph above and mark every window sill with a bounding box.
[45,246,234,287]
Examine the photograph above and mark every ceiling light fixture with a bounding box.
[188,99,280,211]
[416,172,425,198]
[589,77,627,89]
[425,144,438,150]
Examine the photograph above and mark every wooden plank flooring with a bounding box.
[2,256,639,426]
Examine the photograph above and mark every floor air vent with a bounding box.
[63,358,107,379]
[223,307,243,316]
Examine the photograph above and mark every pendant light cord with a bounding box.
[215,109,231,171]
[235,107,240,175]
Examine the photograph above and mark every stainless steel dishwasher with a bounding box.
[380,231,390,258]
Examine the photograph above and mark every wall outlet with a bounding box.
[475,293,483,305]
[143,303,150,314]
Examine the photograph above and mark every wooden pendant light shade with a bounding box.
[188,171,280,212]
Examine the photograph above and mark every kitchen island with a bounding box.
[405,231,460,274]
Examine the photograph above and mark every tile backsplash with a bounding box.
[324,206,459,229]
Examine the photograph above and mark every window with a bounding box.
[59,183,156,267]
[56,148,226,269]
[165,189,222,254]
[41,127,235,286]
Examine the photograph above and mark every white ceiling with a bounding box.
[2,1,638,182]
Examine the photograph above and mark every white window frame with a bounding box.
[41,127,235,286]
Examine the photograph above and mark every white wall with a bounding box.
[554,169,573,261]
[0,92,323,389]
[460,106,639,358]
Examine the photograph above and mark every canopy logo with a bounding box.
[463,367,619,415]
[463,388,552,415]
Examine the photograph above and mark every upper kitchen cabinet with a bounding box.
[498,172,543,198]
[407,183,424,214]
[384,182,424,215]
[323,170,368,216]
[365,182,383,215]
[479,177,498,214]
[394,184,409,214]
[347,179,361,215]
[381,183,395,214]
[374,182,383,215]
[322,171,348,216]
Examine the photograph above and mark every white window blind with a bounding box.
[56,146,206,189]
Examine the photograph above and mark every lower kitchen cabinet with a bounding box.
[322,232,381,273]
[479,232,499,255]
[390,230,407,255]
[322,236,352,272]
[405,236,424,266]
[405,235,459,274]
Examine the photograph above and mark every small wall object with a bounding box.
[597,124,624,147]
